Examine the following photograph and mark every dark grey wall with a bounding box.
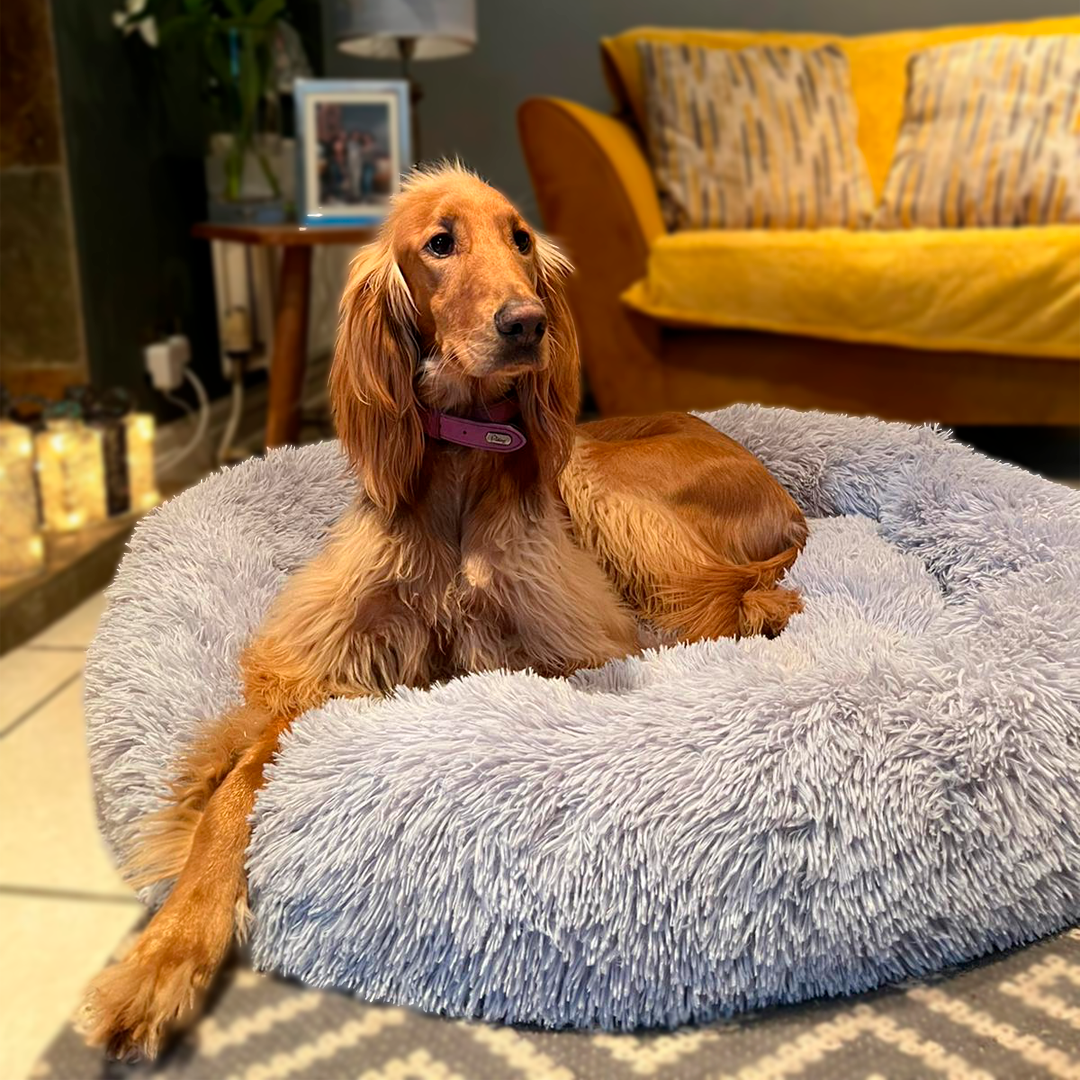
[50,0,222,411]
[326,1,1074,221]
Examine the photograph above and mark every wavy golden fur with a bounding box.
[78,164,804,1060]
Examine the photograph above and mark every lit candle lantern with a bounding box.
[124,412,159,512]
[35,417,108,532]
[0,419,44,576]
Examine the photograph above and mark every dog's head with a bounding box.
[332,163,579,513]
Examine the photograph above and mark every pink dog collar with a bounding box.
[419,399,527,453]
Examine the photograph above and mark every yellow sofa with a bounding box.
[518,17,1080,424]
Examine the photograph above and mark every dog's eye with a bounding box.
[513,229,531,253]
[426,232,454,257]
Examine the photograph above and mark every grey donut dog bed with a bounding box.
[86,405,1080,1029]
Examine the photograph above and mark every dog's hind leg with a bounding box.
[561,430,807,642]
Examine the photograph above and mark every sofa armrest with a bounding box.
[518,98,666,415]
[518,97,665,269]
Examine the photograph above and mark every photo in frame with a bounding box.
[294,79,411,226]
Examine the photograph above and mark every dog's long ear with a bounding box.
[517,233,580,483]
[331,238,424,514]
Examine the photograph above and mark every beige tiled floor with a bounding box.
[0,591,140,1080]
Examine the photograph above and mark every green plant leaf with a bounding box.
[156,12,206,44]
[247,0,284,27]
[238,29,265,125]
[203,27,234,90]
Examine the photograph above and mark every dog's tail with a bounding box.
[655,539,805,643]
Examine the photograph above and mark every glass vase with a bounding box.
[204,25,289,224]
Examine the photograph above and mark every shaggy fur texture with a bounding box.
[86,405,1080,1029]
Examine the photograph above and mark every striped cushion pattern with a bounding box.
[877,35,1080,228]
[638,41,874,230]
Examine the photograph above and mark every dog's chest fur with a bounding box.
[248,445,633,708]
[400,453,563,643]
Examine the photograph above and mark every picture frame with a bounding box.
[294,79,411,227]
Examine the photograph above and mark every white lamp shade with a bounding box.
[335,0,477,59]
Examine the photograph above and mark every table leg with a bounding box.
[265,245,313,448]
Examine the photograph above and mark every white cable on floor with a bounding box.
[158,368,210,472]
[163,390,194,417]
[216,364,246,465]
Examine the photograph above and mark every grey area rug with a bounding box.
[33,927,1080,1079]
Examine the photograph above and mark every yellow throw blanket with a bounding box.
[622,225,1080,358]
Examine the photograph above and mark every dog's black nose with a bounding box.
[494,301,546,346]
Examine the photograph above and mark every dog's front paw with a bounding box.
[76,944,206,1061]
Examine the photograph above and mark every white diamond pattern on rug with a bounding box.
[357,1049,468,1080]
[999,955,1080,1031]
[905,988,1079,1080]
[33,929,1080,1080]
[197,994,325,1058]
[592,1028,722,1075]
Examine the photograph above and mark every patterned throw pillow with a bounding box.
[877,35,1080,228]
[638,41,875,231]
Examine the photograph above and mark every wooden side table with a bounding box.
[192,222,374,447]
